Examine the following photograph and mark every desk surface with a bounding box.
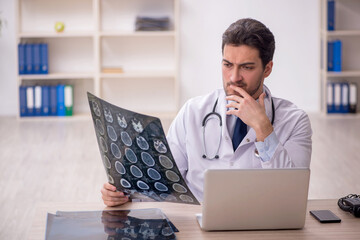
[28,199,360,240]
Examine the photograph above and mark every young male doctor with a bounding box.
[101,18,312,206]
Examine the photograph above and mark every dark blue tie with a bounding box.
[232,118,247,151]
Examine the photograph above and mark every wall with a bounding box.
[0,0,319,116]
[0,0,17,116]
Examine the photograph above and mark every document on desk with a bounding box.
[87,92,200,205]
[45,208,177,240]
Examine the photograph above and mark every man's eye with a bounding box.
[242,65,253,70]
[223,63,231,67]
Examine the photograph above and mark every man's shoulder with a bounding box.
[272,97,308,120]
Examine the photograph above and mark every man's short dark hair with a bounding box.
[222,18,275,68]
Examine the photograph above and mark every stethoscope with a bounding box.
[201,97,275,160]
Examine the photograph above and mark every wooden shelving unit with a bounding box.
[16,0,179,120]
[320,0,360,115]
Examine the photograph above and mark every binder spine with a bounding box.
[340,83,349,114]
[19,86,27,117]
[25,44,33,74]
[64,85,73,116]
[33,44,41,74]
[327,83,334,113]
[334,83,341,113]
[333,40,342,72]
[327,0,335,31]
[349,83,357,113]
[50,86,58,116]
[18,44,26,75]
[42,86,50,116]
[40,43,49,74]
[327,41,334,71]
[34,85,42,116]
[26,86,35,116]
[57,85,66,116]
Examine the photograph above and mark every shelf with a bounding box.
[18,113,91,121]
[320,112,360,119]
[324,30,360,37]
[100,71,175,79]
[19,73,94,80]
[19,32,94,38]
[325,71,360,78]
[100,31,176,37]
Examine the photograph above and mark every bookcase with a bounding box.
[320,0,360,115]
[16,0,179,120]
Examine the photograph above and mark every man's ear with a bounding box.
[264,61,273,78]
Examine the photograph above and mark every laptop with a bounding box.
[196,168,310,231]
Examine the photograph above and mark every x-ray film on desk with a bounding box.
[45,208,177,240]
[87,92,200,205]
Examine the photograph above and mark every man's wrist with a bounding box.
[254,119,273,142]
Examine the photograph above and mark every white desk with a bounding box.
[28,199,360,239]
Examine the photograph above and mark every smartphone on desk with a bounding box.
[310,210,341,223]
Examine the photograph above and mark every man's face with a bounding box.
[222,44,272,99]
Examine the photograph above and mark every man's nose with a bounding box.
[230,68,242,82]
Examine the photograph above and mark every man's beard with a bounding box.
[224,77,263,99]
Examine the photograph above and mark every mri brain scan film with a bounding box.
[88,92,200,205]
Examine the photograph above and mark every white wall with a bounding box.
[180,0,320,112]
[0,0,17,116]
[0,0,319,116]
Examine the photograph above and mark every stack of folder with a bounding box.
[135,16,170,31]
[19,84,73,117]
[327,82,357,114]
[18,43,49,75]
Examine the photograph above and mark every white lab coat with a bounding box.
[167,85,312,201]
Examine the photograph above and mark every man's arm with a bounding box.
[226,85,312,168]
[258,112,312,168]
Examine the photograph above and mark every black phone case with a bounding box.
[310,210,341,223]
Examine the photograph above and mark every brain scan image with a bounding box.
[125,148,137,163]
[110,143,121,159]
[147,168,161,180]
[120,178,131,188]
[115,161,126,175]
[103,155,111,169]
[154,182,168,192]
[104,107,113,123]
[130,165,143,178]
[96,119,104,135]
[136,136,149,150]
[107,125,117,141]
[108,174,114,184]
[117,113,127,128]
[165,170,180,182]
[137,180,150,190]
[99,137,108,153]
[141,152,155,167]
[88,92,200,205]
[131,118,144,133]
[92,101,101,117]
[154,139,167,153]
[121,131,132,146]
